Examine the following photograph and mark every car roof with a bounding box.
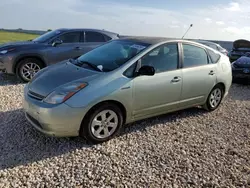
[117,36,192,45]
[56,28,119,35]
[195,40,219,46]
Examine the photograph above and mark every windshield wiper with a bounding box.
[75,59,102,72]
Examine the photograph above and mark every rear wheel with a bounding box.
[203,85,224,111]
[80,103,123,144]
[16,58,44,82]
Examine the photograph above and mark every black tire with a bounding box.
[16,58,44,82]
[203,85,224,111]
[80,103,124,144]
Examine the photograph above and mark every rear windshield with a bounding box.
[217,45,225,51]
[201,42,217,50]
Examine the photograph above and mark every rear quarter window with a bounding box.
[103,35,112,41]
[207,49,221,63]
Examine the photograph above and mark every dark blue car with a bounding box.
[229,39,250,63]
[232,52,250,83]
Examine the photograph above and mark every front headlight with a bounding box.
[0,48,15,54]
[43,82,88,104]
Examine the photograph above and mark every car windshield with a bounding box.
[76,40,150,72]
[33,30,62,43]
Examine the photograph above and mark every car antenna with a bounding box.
[182,24,193,39]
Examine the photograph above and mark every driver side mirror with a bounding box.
[52,39,63,47]
[137,65,155,76]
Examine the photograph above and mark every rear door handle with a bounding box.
[171,76,181,83]
[74,46,82,50]
[209,70,215,75]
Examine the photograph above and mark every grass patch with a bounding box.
[0,31,39,44]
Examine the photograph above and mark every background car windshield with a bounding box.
[33,30,61,43]
[77,40,150,72]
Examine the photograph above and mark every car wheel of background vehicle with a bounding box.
[203,85,224,111]
[80,103,123,144]
[16,58,44,82]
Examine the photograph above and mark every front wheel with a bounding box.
[203,85,224,111]
[16,58,43,82]
[80,103,123,144]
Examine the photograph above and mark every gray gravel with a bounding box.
[0,73,250,188]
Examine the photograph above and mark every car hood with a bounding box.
[233,39,250,49]
[28,61,101,97]
[234,56,250,68]
[0,41,37,50]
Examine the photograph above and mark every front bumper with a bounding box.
[0,55,15,74]
[23,85,88,137]
[232,69,250,80]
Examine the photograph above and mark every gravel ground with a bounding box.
[0,73,250,188]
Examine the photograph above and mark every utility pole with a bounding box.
[182,24,193,39]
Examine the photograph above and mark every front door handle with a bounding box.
[209,70,215,75]
[171,76,181,83]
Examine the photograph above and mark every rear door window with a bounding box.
[182,44,209,68]
[58,32,81,43]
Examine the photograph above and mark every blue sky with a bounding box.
[1,0,250,41]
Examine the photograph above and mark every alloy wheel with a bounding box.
[21,62,41,81]
[91,110,118,139]
[209,88,222,108]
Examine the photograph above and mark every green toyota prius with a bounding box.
[23,37,232,143]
